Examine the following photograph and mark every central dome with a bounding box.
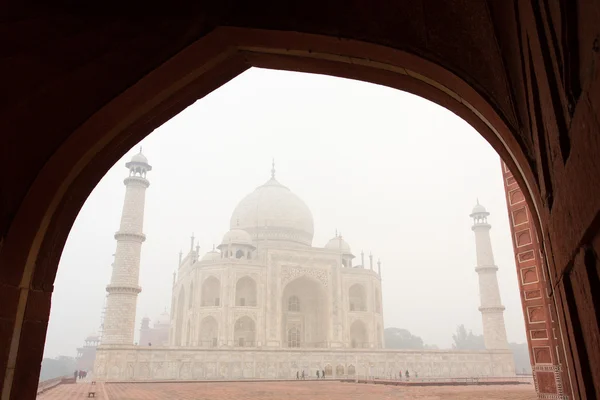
[230,175,314,246]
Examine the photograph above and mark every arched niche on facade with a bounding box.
[374,288,381,314]
[198,316,219,348]
[350,320,368,348]
[349,284,366,311]
[185,320,191,346]
[201,276,221,306]
[335,365,344,377]
[281,276,328,348]
[174,286,185,346]
[235,276,257,306]
[233,316,256,347]
[188,281,194,309]
[348,365,356,376]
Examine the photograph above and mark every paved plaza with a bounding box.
[38,381,537,399]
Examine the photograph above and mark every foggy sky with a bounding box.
[44,68,527,358]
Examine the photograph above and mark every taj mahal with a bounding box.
[92,150,516,381]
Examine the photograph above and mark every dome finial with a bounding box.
[271,158,276,179]
[139,145,143,154]
[477,197,480,205]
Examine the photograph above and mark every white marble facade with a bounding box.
[95,158,515,381]
[94,347,516,381]
[169,167,384,351]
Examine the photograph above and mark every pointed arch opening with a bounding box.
[350,320,368,348]
[174,287,185,346]
[198,316,219,348]
[188,281,194,309]
[235,276,257,307]
[349,284,366,311]
[234,316,256,347]
[201,276,221,307]
[282,276,328,348]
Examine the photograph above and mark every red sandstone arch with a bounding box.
[1,7,599,397]
[0,26,550,397]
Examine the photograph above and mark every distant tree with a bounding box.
[452,325,485,350]
[509,342,532,374]
[39,356,76,382]
[384,328,425,349]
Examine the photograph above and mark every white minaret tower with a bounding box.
[470,200,509,350]
[101,148,152,345]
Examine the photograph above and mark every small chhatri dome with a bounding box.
[470,199,489,216]
[229,162,314,246]
[201,249,221,261]
[325,235,352,254]
[131,152,148,164]
[125,146,152,172]
[219,228,254,248]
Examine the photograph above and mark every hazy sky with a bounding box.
[44,68,527,358]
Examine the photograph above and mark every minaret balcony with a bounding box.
[475,265,499,273]
[123,175,150,187]
[106,284,142,294]
[478,305,506,312]
[114,231,146,242]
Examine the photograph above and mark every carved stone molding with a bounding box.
[281,266,328,287]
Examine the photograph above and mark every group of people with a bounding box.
[73,370,88,380]
[295,369,327,380]
[397,370,417,380]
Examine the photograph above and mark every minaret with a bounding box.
[101,148,152,345]
[470,200,509,349]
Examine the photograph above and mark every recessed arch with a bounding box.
[188,281,194,309]
[201,276,221,306]
[174,287,185,346]
[350,320,368,348]
[233,316,256,347]
[282,276,328,348]
[198,316,219,348]
[349,283,366,312]
[374,288,381,314]
[235,276,257,306]
[0,24,563,399]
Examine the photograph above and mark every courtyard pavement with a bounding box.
[37,381,538,399]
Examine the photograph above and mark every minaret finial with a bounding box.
[271,158,276,179]
[335,229,338,237]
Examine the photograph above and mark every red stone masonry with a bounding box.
[501,160,570,399]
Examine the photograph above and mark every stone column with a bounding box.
[102,151,151,345]
[470,202,509,350]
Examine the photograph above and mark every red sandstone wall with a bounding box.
[501,160,571,398]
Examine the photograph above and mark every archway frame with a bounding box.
[1,26,547,398]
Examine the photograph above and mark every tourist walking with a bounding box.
[317,370,320,379]
[296,371,299,380]
[322,369,325,379]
